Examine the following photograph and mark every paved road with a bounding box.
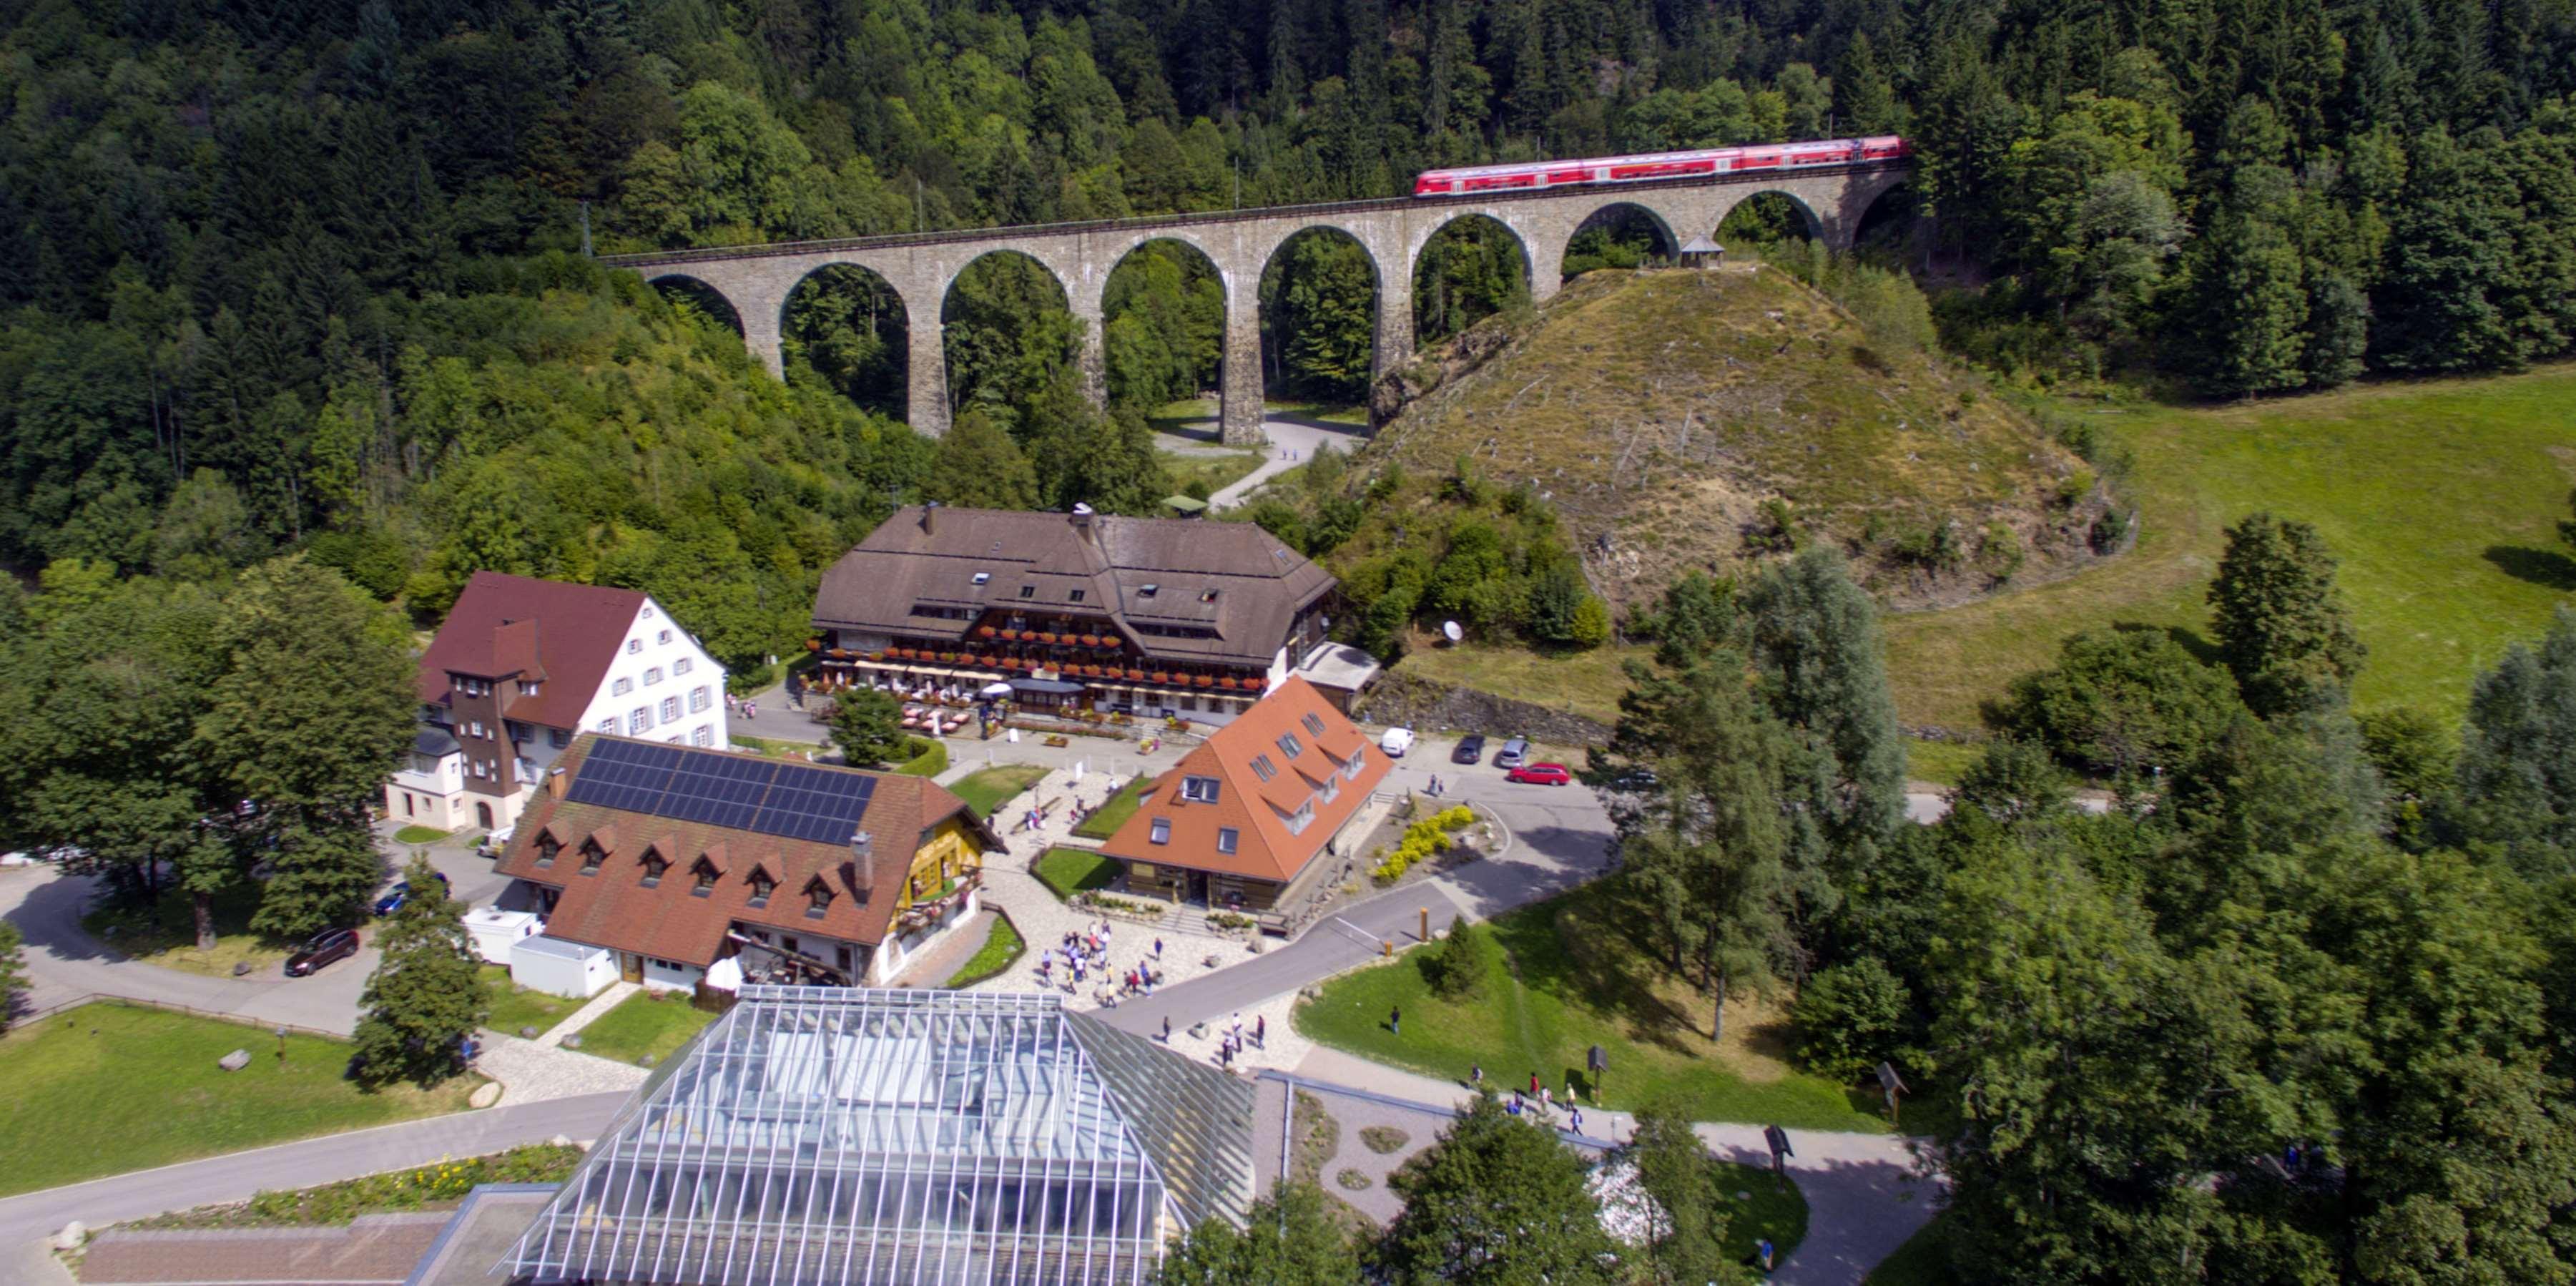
[0,1091,630,1247]
[1201,413,1369,511]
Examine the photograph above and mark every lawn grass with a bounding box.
[1161,448,1268,499]
[944,910,1026,988]
[0,1003,479,1197]
[1296,880,1887,1132]
[948,763,1051,818]
[393,825,451,845]
[570,991,715,1067]
[1713,1160,1811,1268]
[1902,737,1988,788]
[1035,846,1123,900]
[479,965,580,1038]
[82,882,296,978]
[732,733,823,759]
[1862,1212,1960,1285]
[1393,640,1644,731]
[1885,365,2576,730]
[1071,777,1155,840]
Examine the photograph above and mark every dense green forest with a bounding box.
[6,0,2570,659]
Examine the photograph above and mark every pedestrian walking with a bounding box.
[1570,1107,1583,1134]
[1756,1237,1775,1273]
[1230,1011,1242,1039]
[1389,1004,1401,1036]
[1530,1071,1541,1096]
[1541,1086,1553,1111]
[1255,1014,1266,1046]
[1471,1061,1483,1089]
[744,700,757,720]
[1154,937,1164,959]
[1161,1015,1171,1041]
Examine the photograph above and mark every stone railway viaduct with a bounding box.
[601,161,1910,443]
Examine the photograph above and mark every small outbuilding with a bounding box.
[508,933,616,1000]
[1680,235,1726,267]
[463,906,543,965]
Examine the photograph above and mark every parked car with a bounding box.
[1494,737,1531,770]
[285,928,361,976]
[1610,767,1660,792]
[371,871,449,917]
[1506,762,1574,786]
[1451,734,1487,765]
[475,826,513,860]
[1380,726,1415,757]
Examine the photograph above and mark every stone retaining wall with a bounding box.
[1354,666,1613,747]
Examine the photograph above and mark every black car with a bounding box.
[285,928,360,976]
[1452,734,1487,765]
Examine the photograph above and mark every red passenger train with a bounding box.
[1412,136,1909,197]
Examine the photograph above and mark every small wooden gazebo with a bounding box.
[1679,235,1726,268]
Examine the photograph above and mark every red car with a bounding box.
[1506,762,1573,786]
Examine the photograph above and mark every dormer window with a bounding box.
[579,839,606,874]
[640,848,668,885]
[1181,775,1220,804]
[747,868,775,908]
[805,878,835,917]
[534,832,562,868]
[523,682,541,697]
[691,857,719,895]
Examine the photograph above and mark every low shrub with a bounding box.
[1336,1167,1374,1191]
[1789,957,1911,1084]
[1360,1126,1411,1154]
[890,737,947,777]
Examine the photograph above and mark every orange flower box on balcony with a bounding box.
[1150,672,1169,684]
[1038,632,1058,644]
[1080,634,1101,647]
[978,626,996,639]
[1194,675,1214,688]
[867,651,886,662]
[1217,677,1239,689]
[1126,668,1145,681]
[1001,629,1020,641]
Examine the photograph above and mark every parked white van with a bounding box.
[1380,726,1415,757]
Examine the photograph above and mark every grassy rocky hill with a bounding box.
[1354,265,2108,619]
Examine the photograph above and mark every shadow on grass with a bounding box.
[2484,544,2576,591]
[1490,879,1701,1064]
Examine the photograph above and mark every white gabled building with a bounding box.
[385,571,729,835]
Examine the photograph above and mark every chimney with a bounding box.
[1070,502,1096,542]
[545,767,568,799]
[920,502,939,536]
[851,830,873,863]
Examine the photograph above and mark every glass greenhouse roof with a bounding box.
[501,986,1257,1285]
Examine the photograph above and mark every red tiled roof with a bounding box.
[416,571,649,728]
[493,735,1002,966]
[1098,675,1387,883]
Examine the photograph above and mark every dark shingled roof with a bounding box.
[494,735,1003,965]
[813,506,1334,668]
[416,571,649,730]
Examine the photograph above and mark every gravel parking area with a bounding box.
[475,1034,649,1104]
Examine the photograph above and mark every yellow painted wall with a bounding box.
[900,818,985,908]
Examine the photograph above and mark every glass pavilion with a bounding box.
[501,987,1258,1284]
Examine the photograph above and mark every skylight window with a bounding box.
[1249,755,1277,782]
[1140,584,1159,597]
[1302,712,1328,737]
[1201,589,1220,604]
[972,572,990,585]
[1020,585,1036,599]
[1069,589,1086,603]
[1276,732,1304,759]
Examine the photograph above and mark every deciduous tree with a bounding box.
[353,855,486,1087]
[828,687,910,769]
[1158,1182,1359,1285]
[1376,1091,1616,1285]
[2207,513,2365,717]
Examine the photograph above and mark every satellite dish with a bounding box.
[1442,620,1463,643]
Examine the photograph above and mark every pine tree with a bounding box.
[2452,607,2576,875]
[926,411,1043,511]
[353,855,488,1087]
[1740,547,1907,889]
[1614,648,1800,1039]
[2206,513,2366,716]
[1377,1091,1616,1284]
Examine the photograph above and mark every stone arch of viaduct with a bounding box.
[603,164,1910,443]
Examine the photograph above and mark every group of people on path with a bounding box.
[1036,923,1169,1006]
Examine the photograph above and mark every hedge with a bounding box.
[891,736,948,777]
